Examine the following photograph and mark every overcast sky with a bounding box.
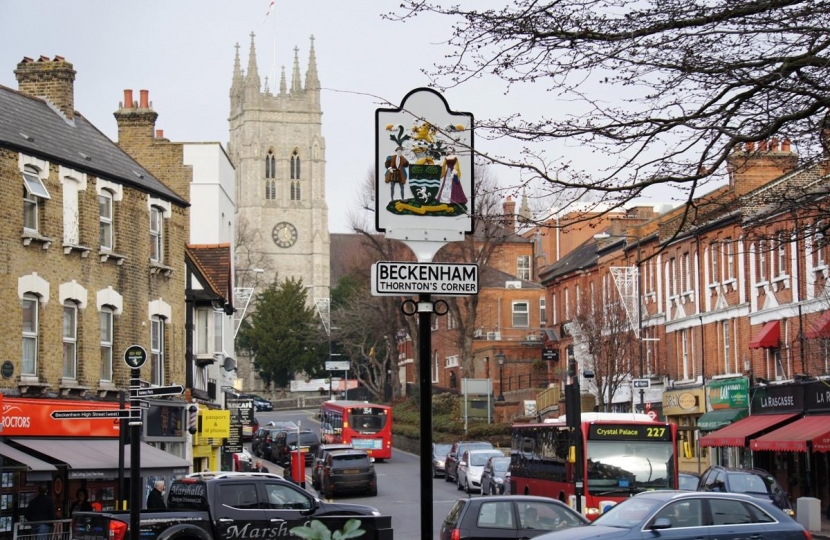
[2,1,541,232]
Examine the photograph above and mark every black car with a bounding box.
[480,456,511,495]
[444,441,494,483]
[432,443,452,478]
[697,465,793,513]
[533,491,808,540]
[320,449,377,498]
[242,393,274,412]
[312,443,354,489]
[439,495,588,540]
[271,429,321,465]
[252,425,296,458]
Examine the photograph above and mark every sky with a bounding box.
[2,0,550,233]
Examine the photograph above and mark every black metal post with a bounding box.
[118,390,126,509]
[418,294,433,540]
[636,243,645,412]
[496,352,505,401]
[129,369,141,533]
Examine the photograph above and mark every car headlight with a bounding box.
[372,510,381,517]
[437,460,444,467]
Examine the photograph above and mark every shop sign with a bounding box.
[2,397,121,437]
[804,381,830,413]
[707,377,749,410]
[663,387,704,415]
[751,382,804,414]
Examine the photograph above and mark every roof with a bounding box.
[186,243,233,302]
[479,266,543,289]
[0,84,187,206]
[538,236,599,282]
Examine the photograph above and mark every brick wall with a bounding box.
[14,56,76,119]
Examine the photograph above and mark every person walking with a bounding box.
[25,485,55,540]
[146,480,166,510]
[253,460,269,473]
[70,488,93,516]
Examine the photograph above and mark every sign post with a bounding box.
[123,345,146,537]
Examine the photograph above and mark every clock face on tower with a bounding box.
[272,222,298,248]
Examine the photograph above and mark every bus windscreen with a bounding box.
[348,407,388,433]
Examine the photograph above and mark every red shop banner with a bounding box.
[2,397,122,437]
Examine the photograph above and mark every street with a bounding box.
[253,409,487,540]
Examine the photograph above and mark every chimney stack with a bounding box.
[727,139,798,197]
[15,55,77,120]
[503,196,517,234]
[114,88,158,153]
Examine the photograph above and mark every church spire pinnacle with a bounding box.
[231,42,243,89]
[279,65,287,95]
[304,35,320,90]
[245,32,260,90]
[290,46,302,94]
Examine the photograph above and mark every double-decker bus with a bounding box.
[319,400,393,461]
[510,412,678,518]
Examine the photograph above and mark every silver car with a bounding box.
[457,449,505,493]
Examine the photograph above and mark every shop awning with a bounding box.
[698,408,748,432]
[806,311,830,339]
[749,321,780,349]
[11,439,190,479]
[750,415,830,452]
[699,413,798,447]
[0,441,57,481]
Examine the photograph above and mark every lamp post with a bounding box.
[594,233,645,412]
[496,351,505,401]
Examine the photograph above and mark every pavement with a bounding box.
[812,514,830,539]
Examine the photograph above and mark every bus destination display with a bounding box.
[588,423,672,441]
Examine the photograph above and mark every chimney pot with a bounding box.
[156,129,164,138]
[54,55,65,61]
[123,89,133,109]
[782,138,791,152]
[770,137,779,151]
[38,55,49,62]
[746,141,755,152]
[139,89,149,109]
[759,140,768,152]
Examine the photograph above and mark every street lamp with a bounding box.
[594,232,645,412]
[496,351,505,401]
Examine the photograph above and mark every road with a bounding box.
[252,409,487,540]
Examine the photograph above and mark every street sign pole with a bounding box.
[417,294,433,540]
[123,344,146,538]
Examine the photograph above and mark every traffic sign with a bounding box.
[124,345,147,369]
[371,261,479,296]
[51,409,135,420]
[326,361,349,371]
[647,410,658,420]
[133,384,184,397]
[633,379,651,389]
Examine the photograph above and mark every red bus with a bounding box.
[510,412,678,519]
[319,400,393,461]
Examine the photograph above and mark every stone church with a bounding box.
[229,33,331,390]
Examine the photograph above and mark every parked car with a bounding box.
[439,495,588,540]
[252,426,296,458]
[312,443,354,489]
[444,441,494,483]
[678,472,699,491]
[481,456,511,495]
[533,491,808,540]
[241,416,259,441]
[457,449,505,493]
[432,443,452,478]
[320,449,378,498]
[242,393,274,412]
[697,465,793,513]
[232,448,253,471]
[271,429,321,465]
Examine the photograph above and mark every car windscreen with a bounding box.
[459,442,494,455]
[333,454,370,468]
[493,458,510,472]
[434,444,452,457]
[727,472,780,495]
[471,452,502,466]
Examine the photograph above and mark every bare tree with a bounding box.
[234,215,275,289]
[387,1,830,229]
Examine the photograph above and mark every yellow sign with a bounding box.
[663,387,705,416]
[200,410,230,438]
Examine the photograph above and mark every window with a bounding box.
[290,150,301,179]
[711,244,719,283]
[551,293,557,325]
[652,500,704,528]
[214,310,224,353]
[265,179,276,200]
[22,295,38,376]
[445,355,459,368]
[447,311,457,330]
[682,252,691,292]
[681,329,690,380]
[670,257,677,296]
[150,206,163,263]
[814,223,826,267]
[63,302,78,379]
[195,309,209,355]
[777,232,787,276]
[513,301,530,328]
[432,352,440,383]
[759,239,767,281]
[540,298,546,325]
[431,314,439,331]
[151,316,164,385]
[564,288,570,320]
[517,256,531,280]
[710,499,756,526]
[100,308,113,382]
[723,321,731,374]
[290,181,301,201]
[575,284,581,316]
[265,150,276,179]
[725,238,735,279]
[99,190,114,249]
[23,165,50,233]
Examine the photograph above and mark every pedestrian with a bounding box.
[253,460,269,473]
[146,480,166,510]
[69,488,93,516]
[24,485,55,540]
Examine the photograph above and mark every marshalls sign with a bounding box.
[371,262,478,296]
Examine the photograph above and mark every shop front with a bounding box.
[698,377,749,467]
[662,386,706,473]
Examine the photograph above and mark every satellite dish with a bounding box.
[223,357,236,372]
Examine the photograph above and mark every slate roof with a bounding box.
[538,236,599,283]
[0,84,187,206]
[480,266,543,289]
[186,243,233,303]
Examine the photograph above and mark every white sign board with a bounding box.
[375,88,474,248]
[371,261,478,296]
[325,361,350,371]
[632,379,651,389]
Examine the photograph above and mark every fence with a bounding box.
[13,520,71,540]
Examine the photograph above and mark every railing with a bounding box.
[13,519,71,540]
[503,375,552,392]
[535,386,561,416]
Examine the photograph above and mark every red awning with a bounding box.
[750,415,830,452]
[748,321,780,349]
[699,413,798,447]
[806,311,830,339]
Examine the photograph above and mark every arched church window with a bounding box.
[290,150,301,180]
[266,150,276,179]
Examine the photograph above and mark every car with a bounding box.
[481,456,511,496]
[252,426,297,458]
[312,443,354,489]
[432,443,452,478]
[444,441,494,483]
[457,449,505,493]
[697,465,793,513]
[242,393,274,412]
[678,472,699,491]
[241,416,259,441]
[320,449,378,498]
[271,429,321,465]
[532,491,809,540]
[232,448,253,471]
[439,495,589,540]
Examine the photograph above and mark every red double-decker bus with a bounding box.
[510,412,678,519]
[319,400,393,461]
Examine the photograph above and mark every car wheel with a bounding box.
[323,483,334,499]
[369,485,378,497]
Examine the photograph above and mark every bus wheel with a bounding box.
[559,493,566,503]
[524,487,530,496]
[375,458,385,463]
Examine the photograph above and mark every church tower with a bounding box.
[229,33,330,306]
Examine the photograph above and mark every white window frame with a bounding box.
[777,232,787,276]
[432,352,440,383]
[151,316,165,385]
[62,301,78,379]
[22,295,38,376]
[575,285,582,316]
[214,309,224,354]
[683,252,691,293]
[150,205,164,263]
[759,239,767,281]
[540,298,546,325]
[100,308,114,382]
[23,165,50,233]
[431,315,439,331]
[722,321,730,374]
[445,355,459,368]
[670,257,678,296]
[517,255,531,281]
[681,329,690,380]
[100,190,114,250]
[551,293,557,325]
[512,301,530,328]
[725,239,735,280]
[710,244,719,284]
[195,308,210,355]
[564,288,570,320]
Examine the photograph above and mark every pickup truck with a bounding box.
[71,472,393,540]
